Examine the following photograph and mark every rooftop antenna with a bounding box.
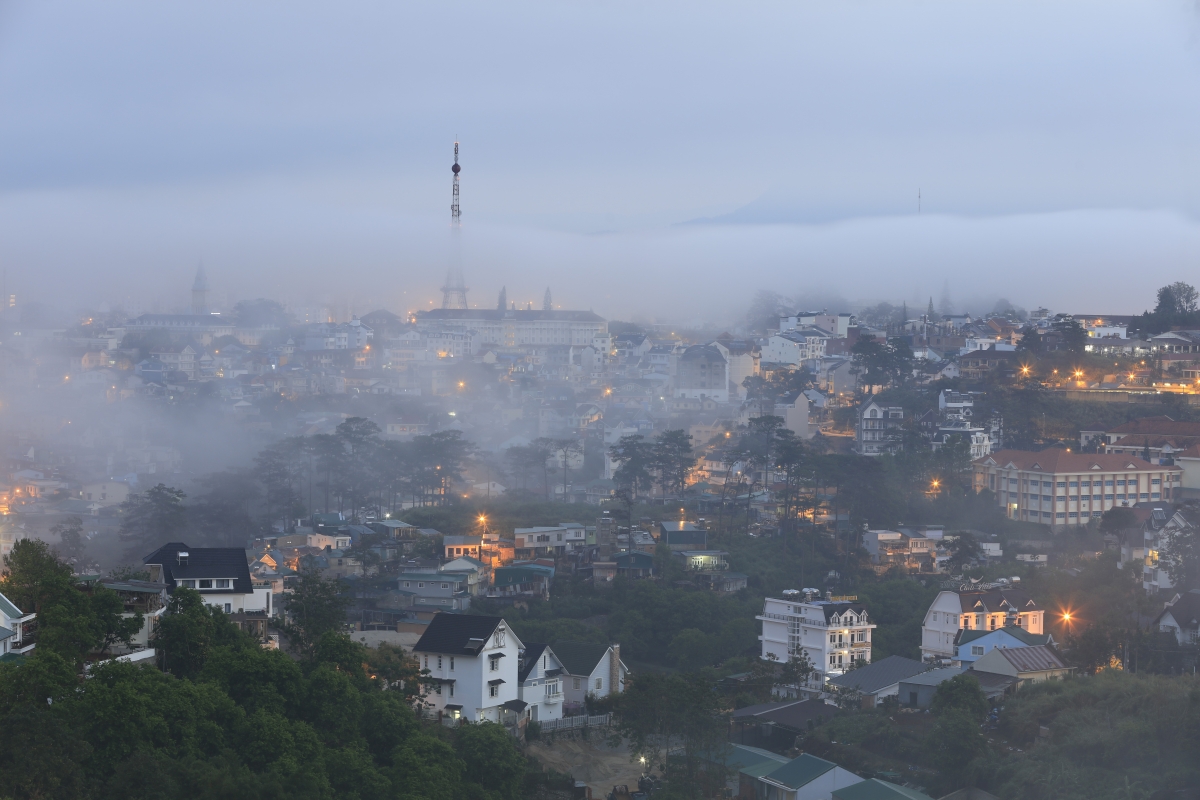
[441,139,469,309]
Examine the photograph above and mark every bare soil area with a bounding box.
[527,735,645,795]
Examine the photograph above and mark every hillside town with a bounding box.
[5,279,1200,799]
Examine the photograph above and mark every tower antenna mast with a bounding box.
[441,139,469,309]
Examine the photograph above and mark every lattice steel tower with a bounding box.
[441,139,469,309]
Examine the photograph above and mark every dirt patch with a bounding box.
[527,735,645,795]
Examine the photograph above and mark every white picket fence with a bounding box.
[539,712,611,732]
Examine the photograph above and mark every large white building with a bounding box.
[920,587,1045,662]
[764,330,830,367]
[414,309,607,354]
[414,614,524,724]
[973,449,1182,528]
[758,591,875,689]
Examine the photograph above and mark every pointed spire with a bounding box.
[927,296,936,322]
[192,264,209,315]
[497,286,507,311]
[543,287,552,311]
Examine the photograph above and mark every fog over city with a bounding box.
[1,1,1199,320]
[6,4,1200,800]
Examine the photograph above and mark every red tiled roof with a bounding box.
[1105,434,1200,449]
[975,448,1179,473]
[1108,417,1200,437]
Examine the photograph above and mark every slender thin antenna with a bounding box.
[918,188,921,215]
[441,139,468,309]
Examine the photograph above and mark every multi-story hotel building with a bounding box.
[973,449,1182,528]
[758,591,875,691]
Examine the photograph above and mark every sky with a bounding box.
[0,0,1198,323]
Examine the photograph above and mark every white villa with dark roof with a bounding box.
[516,642,566,723]
[413,614,525,725]
[143,542,272,617]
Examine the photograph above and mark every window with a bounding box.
[198,579,213,589]
[971,645,985,656]
[418,583,424,588]
[178,579,196,588]
[1117,480,1126,486]
[224,603,231,613]
[449,657,454,670]
[595,678,603,691]
[449,683,454,697]
[489,654,501,671]
[1056,481,1066,488]
[436,684,442,695]
[424,655,428,668]
[574,678,581,690]
[404,582,410,588]
[489,684,498,698]
[216,579,230,588]
[1069,481,1078,488]
[543,656,547,669]
[441,583,448,589]
[438,655,443,669]
[1105,480,1114,487]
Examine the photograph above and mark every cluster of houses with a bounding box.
[757,584,1073,712]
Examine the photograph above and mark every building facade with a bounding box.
[974,449,1182,528]
[675,345,729,403]
[855,400,903,456]
[758,592,875,683]
[414,309,607,353]
[921,587,1044,662]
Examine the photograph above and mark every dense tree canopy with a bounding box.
[0,547,529,800]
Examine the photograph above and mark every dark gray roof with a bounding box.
[732,698,837,731]
[964,669,1018,699]
[552,640,611,677]
[827,655,930,695]
[957,588,1042,614]
[816,602,868,623]
[1155,589,1200,631]
[412,613,502,655]
[143,542,253,594]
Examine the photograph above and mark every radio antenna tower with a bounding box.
[441,139,469,309]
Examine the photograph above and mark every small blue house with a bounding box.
[954,625,1053,666]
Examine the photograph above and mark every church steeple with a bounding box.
[192,265,209,315]
[543,287,552,311]
[497,286,507,311]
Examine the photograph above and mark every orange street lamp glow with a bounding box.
[1062,612,1072,622]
